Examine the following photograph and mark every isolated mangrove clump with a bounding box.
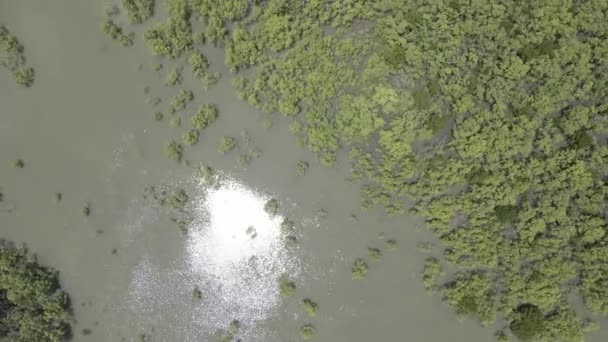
[164,66,183,86]
[0,240,72,341]
[296,160,309,175]
[278,274,296,298]
[191,104,218,129]
[217,136,237,154]
[144,0,192,58]
[299,323,316,340]
[170,89,194,111]
[368,247,382,261]
[421,257,441,292]
[182,129,200,146]
[386,239,398,251]
[302,298,318,317]
[351,259,368,280]
[192,286,202,300]
[0,26,35,87]
[264,198,280,217]
[100,18,134,47]
[122,0,154,24]
[164,140,183,162]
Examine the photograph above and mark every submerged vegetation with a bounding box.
[122,0,154,24]
[0,25,35,87]
[351,259,368,280]
[91,0,608,339]
[299,323,316,340]
[301,298,318,317]
[0,240,72,341]
[278,274,296,298]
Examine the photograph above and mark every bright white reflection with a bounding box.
[186,177,298,329]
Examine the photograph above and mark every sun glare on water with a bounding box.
[128,175,300,341]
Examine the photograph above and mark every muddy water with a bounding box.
[1,1,606,342]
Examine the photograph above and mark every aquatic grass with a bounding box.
[299,324,316,340]
[302,298,318,317]
[278,274,296,298]
[351,259,368,280]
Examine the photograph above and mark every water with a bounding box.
[1,1,606,341]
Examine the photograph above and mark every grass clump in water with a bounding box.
[296,160,309,175]
[171,89,194,111]
[12,159,24,168]
[100,19,134,47]
[368,247,382,261]
[301,298,318,317]
[164,66,183,86]
[165,140,183,162]
[278,274,296,298]
[191,104,218,129]
[192,286,202,300]
[299,324,316,340]
[0,25,35,87]
[144,0,192,58]
[182,129,199,146]
[422,257,441,292]
[352,259,368,280]
[122,0,154,24]
[217,136,237,154]
[264,198,279,216]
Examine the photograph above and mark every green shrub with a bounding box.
[144,0,192,58]
[385,239,398,251]
[101,19,134,47]
[122,0,154,24]
[264,198,279,216]
[368,247,382,261]
[302,298,318,317]
[183,129,199,146]
[12,159,24,168]
[422,257,441,291]
[164,67,183,86]
[0,240,72,341]
[297,160,309,175]
[299,324,316,340]
[14,67,34,87]
[192,286,202,300]
[217,136,237,154]
[278,274,296,298]
[191,104,218,129]
[509,305,545,342]
[165,140,183,162]
[171,89,194,111]
[351,259,368,279]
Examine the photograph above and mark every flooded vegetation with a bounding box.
[1,0,608,341]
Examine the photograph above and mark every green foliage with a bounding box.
[144,0,192,58]
[509,305,545,342]
[192,286,202,300]
[264,198,279,217]
[171,89,194,111]
[301,298,318,317]
[296,160,309,175]
[122,0,154,24]
[182,129,199,146]
[101,19,134,47]
[191,104,218,129]
[0,26,35,87]
[278,274,296,298]
[164,66,183,86]
[12,159,24,168]
[154,111,163,121]
[217,136,237,154]
[442,273,496,324]
[422,257,441,292]
[351,259,368,280]
[167,188,188,211]
[368,247,382,261]
[165,140,183,162]
[0,240,72,341]
[299,323,316,340]
[386,239,398,251]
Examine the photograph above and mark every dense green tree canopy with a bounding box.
[135,0,608,340]
[0,240,72,341]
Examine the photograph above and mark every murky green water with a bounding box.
[1,1,607,341]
